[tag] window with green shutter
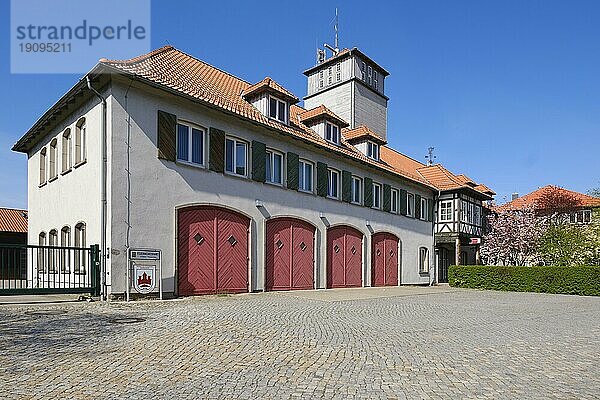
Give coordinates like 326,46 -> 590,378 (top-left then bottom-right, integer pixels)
209,127 -> 225,173
428,198 -> 434,222
415,194 -> 422,220
316,161 -> 328,197
157,110 -> 177,161
341,170 -> 352,203
400,189 -> 407,215
287,152 -> 299,190
251,140 -> 266,182
383,184 -> 391,212
364,177 -> 373,208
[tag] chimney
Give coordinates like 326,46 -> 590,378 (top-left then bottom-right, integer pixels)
511,193 -> 519,201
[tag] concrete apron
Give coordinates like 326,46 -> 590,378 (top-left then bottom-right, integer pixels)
274,285 -> 459,302
0,294 -> 86,305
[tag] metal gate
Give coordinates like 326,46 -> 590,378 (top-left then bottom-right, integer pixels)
177,206 -> 250,295
371,232 -> 399,287
265,218 -> 314,291
327,225 -> 363,288
0,244 -> 100,296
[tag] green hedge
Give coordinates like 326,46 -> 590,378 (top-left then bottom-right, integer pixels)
449,265 -> 600,296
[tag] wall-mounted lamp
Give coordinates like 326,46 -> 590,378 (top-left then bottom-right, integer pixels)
319,212 -> 330,227
255,199 -> 264,208
365,220 -> 374,234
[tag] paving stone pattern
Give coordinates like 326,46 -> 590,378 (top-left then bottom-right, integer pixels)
0,287 -> 598,399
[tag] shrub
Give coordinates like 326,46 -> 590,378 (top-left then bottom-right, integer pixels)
449,265 -> 600,296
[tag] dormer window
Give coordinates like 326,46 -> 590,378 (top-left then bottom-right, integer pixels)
325,122 -> 340,144
269,96 -> 287,124
367,141 -> 380,161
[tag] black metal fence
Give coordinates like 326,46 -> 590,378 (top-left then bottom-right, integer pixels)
0,244 -> 100,296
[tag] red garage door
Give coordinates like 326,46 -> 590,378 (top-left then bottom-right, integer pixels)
177,206 -> 249,295
266,218 -> 315,291
371,232 -> 399,287
327,226 -> 363,288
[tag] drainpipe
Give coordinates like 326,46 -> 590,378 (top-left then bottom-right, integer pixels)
86,76 -> 107,301
430,189 -> 441,286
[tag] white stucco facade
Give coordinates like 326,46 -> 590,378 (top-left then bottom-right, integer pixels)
23,74 -> 435,298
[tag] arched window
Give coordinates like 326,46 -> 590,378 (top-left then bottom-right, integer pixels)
49,139 -> 57,180
419,247 -> 430,274
75,118 -> 86,164
48,229 -> 58,272
74,222 -> 86,273
62,128 -> 71,172
38,231 -> 46,272
61,226 -> 71,273
39,148 -> 47,185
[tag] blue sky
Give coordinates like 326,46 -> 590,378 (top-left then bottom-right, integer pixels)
1,0 -> 599,209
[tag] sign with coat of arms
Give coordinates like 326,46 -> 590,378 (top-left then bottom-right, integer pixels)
132,263 -> 156,294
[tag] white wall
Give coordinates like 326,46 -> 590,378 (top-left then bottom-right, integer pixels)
107,78 -> 434,296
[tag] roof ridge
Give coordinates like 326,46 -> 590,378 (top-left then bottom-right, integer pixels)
99,45 -> 174,65
0,206 -> 27,211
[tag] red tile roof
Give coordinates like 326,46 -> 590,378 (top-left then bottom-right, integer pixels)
415,165 -> 495,198
0,208 -> 28,233
242,77 -> 299,104
99,46 -> 435,188
498,185 -> 600,211
19,45 -> 493,197
342,125 -> 387,145
298,105 -> 349,127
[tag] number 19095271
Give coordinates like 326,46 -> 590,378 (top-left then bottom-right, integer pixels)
19,42 -> 72,52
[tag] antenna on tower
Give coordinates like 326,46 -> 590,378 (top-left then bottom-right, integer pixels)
425,147 -> 437,166
323,9 -> 340,56
334,8 -> 339,51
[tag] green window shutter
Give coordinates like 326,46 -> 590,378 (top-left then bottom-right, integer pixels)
251,140 -> 266,182
341,170 -> 352,203
364,177 -> 373,208
428,199 -> 434,222
400,189 -> 408,216
383,184 -> 391,212
286,152 -> 299,190
209,127 -> 225,173
415,194 -> 422,219
316,162 -> 328,197
157,110 -> 177,161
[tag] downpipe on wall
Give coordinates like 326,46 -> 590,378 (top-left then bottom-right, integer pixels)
86,76 -> 108,301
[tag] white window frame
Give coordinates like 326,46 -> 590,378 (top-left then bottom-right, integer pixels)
407,192 -> 415,217
325,122 -> 340,144
351,176 -> 362,205
367,141 -> 379,161
75,118 -> 86,165
48,139 -> 57,180
225,137 -> 248,177
327,168 -> 340,199
39,147 -> 47,185
266,149 -> 284,186
62,128 -> 71,173
372,182 -> 382,209
391,188 -> 399,213
420,198 -> 428,220
419,247 -> 430,274
176,121 -> 206,167
74,222 -> 86,274
269,96 -> 288,124
298,159 -> 314,193
440,200 -> 452,222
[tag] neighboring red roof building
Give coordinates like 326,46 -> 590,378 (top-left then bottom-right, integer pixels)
0,208 -> 28,233
497,185 -> 600,212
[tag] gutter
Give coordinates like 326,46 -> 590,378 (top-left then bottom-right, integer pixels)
86,76 -> 108,301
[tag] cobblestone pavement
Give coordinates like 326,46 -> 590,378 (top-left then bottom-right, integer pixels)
1,287 -> 599,399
